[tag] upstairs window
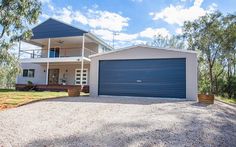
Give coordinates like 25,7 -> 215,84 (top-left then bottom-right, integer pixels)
49,47 -> 60,58
23,69 -> 35,77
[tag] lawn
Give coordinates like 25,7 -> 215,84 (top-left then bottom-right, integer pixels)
0,89 -> 68,110
216,96 -> 236,104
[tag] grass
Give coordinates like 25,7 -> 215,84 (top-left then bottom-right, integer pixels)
0,89 -> 68,110
216,96 -> 236,104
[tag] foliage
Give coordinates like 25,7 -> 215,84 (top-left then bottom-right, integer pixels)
0,0 -> 41,88
0,43 -> 21,88
182,11 -> 236,98
148,34 -> 186,49
0,0 -> 41,41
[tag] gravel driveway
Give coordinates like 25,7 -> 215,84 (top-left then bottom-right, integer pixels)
0,96 -> 235,147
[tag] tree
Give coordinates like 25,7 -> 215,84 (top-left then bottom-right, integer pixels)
0,43 -> 20,88
182,11 -> 236,97
0,0 -> 41,88
149,34 -> 186,49
0,0 -> 41,41
183,12 -> 223,94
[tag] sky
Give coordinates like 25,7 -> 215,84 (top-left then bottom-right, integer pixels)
31,0 -> 236,48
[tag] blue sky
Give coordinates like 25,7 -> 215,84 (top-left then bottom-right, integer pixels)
37,0 -> 235,48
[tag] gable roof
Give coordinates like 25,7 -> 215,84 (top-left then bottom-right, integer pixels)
31,18 -> 88,39
90,45 -> 197,58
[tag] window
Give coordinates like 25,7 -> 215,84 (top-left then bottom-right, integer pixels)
28,69 -> 35,77
23,69 -> 28,77
75,69 -> 88,85
23,69 -> 35,77
49,47 -> 60,58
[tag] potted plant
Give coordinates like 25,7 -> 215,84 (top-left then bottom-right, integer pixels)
61,78 -> 66,85
68,87 -> 81,97
198,88 -> 215,104
61,74 -> 67,85
24,81 -> 36,91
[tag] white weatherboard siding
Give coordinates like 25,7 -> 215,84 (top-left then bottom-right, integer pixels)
90,46 -> 198,100
17,63 -> 90,85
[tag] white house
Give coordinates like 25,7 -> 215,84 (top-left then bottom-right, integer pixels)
16,18 -> 113,92
17,18 -> 198,100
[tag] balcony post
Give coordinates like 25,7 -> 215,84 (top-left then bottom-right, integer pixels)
46,38 -> 50,85
46,62 -> 49,85
80,34 -> 85,87
47,38 -> 50,58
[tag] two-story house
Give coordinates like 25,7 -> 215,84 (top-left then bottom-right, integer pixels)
16,18 -> 198,100
16,18 -> 113,92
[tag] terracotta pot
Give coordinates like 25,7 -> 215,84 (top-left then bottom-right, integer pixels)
68,87 -> 80,97
198,94 -> 214,104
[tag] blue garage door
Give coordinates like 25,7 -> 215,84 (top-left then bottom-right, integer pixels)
98,58 -> 186,98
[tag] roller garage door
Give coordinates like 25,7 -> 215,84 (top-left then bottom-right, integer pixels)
98,58 -> 186,98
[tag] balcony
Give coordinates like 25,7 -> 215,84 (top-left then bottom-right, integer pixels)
19,47 -> 97,63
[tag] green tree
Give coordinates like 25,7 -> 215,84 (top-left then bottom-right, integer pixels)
182,11 -> 236,97
220,14 -> 236,98
0,0 -> 41,88
183,12 -> 225,94
0,0 -> 41,41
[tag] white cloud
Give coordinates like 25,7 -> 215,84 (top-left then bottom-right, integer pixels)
139,27 -> 170,38
53,6 -> 74,24
50,6 -> 129,32
87,10 -> 129,31
92,29 -> 138,41
92,29 -> 113,41
92,27 -> 171,48
39,0 -> 54,11
116,33 -> 138,41
194,0 -> 203,7
39,0 -> 50,4
92,27 -> 170,42
132,40 -> 147,45
208,3 -> 218,12
150,0 -> 217,25
48,4 -> 54,11
74,11 -> 88,25
175,28 -> 183,35
41,13 -> 50,19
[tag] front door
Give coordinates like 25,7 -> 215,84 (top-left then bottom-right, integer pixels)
48,69 -> 59,84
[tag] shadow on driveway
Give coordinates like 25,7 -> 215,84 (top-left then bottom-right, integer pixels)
25,111 -> 236,147
45,96 -> 189,105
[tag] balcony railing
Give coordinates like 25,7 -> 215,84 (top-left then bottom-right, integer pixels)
19,47 -> 97,59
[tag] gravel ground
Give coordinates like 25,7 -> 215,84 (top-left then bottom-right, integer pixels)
0,96 -> 235,147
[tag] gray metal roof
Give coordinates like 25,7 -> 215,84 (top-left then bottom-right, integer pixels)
31,18 -> 88,39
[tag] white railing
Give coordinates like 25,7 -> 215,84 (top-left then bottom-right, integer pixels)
19,47 -> 97,59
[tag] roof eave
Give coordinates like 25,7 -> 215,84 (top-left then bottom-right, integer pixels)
89,45 -> 197,58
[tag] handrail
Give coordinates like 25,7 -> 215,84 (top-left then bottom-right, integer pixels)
19,47 -> 98,59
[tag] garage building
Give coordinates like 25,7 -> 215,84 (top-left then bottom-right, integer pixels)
89,45 -> 198,100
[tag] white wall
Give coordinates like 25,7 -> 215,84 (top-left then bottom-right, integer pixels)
90,46 -> 198,100
17,63 -> 46,84
17,63 -> 90,85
